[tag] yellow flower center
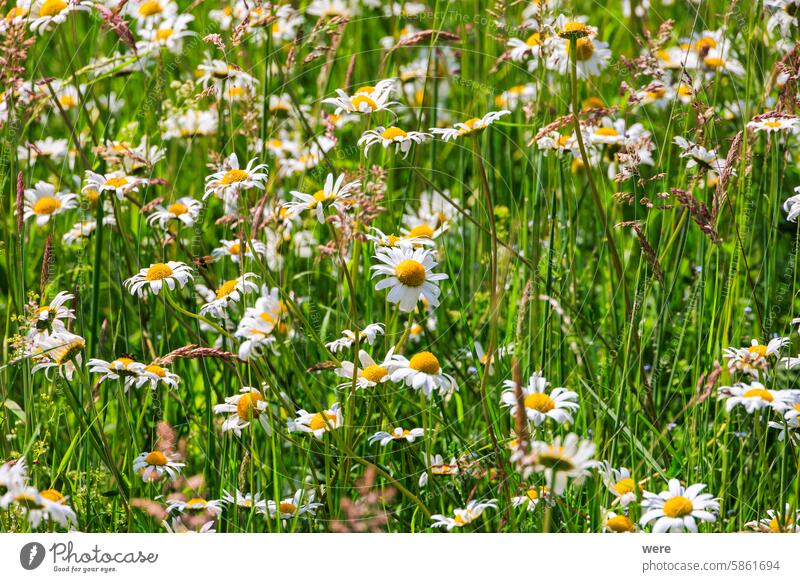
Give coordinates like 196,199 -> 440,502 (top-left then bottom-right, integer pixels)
769,515 -> 794,533
568,38 -> 595,61
144,451 -> 168,466
607,515 -> 636,532
354,85 -> 375,94
559,21 -> 591,39
39,0 -> 67,17
526,32 -> 543,47
381,127 -> 408,140
105,176 -> 129,188
59,95 -> 77,109
155,28 -> 174,40
144,364 -> 166,377
763,120 -> 783,129
406,224 -> 434,238
228,243 -> 241,255
221,168 -> 249,184
15,494 -> 44,510
742,388 -> 773,402
145,263 -> 173,281
595,127 -> 619,137
351,95 -> 378,110
614,478 -> 636,496
185,497 -> 207,510
33,196 -> 62,215
394,259 -> 426,287
236,392 -> 263,421
748,344 -> 769,357
662,496 -> 694,518
526,488 -> 539,501
409,351 -> 440,374
361,364 -> 388,383
536,447 -> 574,471
113,357 -> 135,367
279,501 -> 297,514
6,6 -> 28,19
524,392 -> 555,413
167,202 -> 188,216
55,339 -> 84,364
138,0 -> 163,17
704,57 -> 725,68
695,36 -> 717,52
40,488 -> 64,502
309,412 -> 336,431
216,279 -> 239,299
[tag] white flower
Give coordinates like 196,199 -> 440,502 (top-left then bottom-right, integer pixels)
717,382 -> 798,414
500,372 -> 579,426
388,351 -> 457,398
431,499 -> 497,531
127,0 -> 178,27
200,273 -> 259,318
511,486 -> 549,512
783,187 -> 800,222
603,509 -> 638,533
29,0 -> 91,34
31,331 -> 85,381
287,403 -> 342,439
235,287 -> 285,361
0,483 -> 77,528
204,153 -> 268,202
430,111 -> 510,141
136,363 -> 181,391
214,387 -> 271,436
282,172 -> 360,224
136,14 -> 196,54
133,450 -> 185,482
747,114 -> 800,133
265,490 -> 322,520
371,246 -> 448,312
722,337 -> 789,376
358,126 -> 431,157
222,489 -> 266,512
523,433 -> 596,495
745,503 -> 800,533
673,136 -> 729,174
322,79 -> 398,114
165,496 -> 224,516
600,462 -> 638,507
640,479 -> 719,533
162,108 -> 218,139
88,356 -> 147,390
418,453 -> 459,487
334,349 -> 394,389
22,181 -> 77,226
147,197 -> 202,229
82,170 -> 143,200
124,261 -> 193,297
27,290 -> 75,340
326,323 -> 385,353
368,427 -> 424,446
211,239 -> 267,264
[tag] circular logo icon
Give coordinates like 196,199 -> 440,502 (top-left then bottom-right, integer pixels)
20,542 -> 46,570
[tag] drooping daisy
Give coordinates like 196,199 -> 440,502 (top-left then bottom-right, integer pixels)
430,111 -> 510,142
358,126 -> 431,158
265,490 -> 322,520
389,350 -> 457,397
322,79 -> 398,115
603,509 -> 638,533
0,459 -> 27,493
511,485 -> 549,512
214,387 -> 271,436
147,197 -> 202,229
783,187 -> 800,222
203,153 -> 268,202
766,0 -> 800,36
133,450 -> 185,482
200,273 -> 259,318
125,261 -> 193,297
27,290 -> 75,340
521,433 -> 596,495
0,483 -> 77,528
211,239 -> 267,264
552,18 -> 611,78
600,462 -> 638,507
334,349 -> 394,389
747,114 -> 800,134
368,427 -> 425,446
507,23 -> 552,66
282,172 -> 360,224
31,331 -> 85,381
287,402 -> 342,439
673,136 -> 728,174
88,356 -> 146,390
22,181 -> 77,226
136,363 -> 181,391
722,337 -> 790,376
717,382 -> 796,414
221,489 -> 267,512
235,297 -> 283,361
640,479 -> 719,533
325,323 -> 385,353
500,372 -> 579,426
418,453 -> 459,487
365,227 -> 436,251
371,246 -> 448,312
29,0 -> 91,34
431,499 -> 497,531
745,504 -> 800,533
82,170 -> 143,200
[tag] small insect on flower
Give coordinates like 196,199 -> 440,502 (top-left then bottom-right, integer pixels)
335,349 -> 395,389
500,372 -> 579,426
389,350 -> 457,398
29,0 -> 92,34
600,462 -> 638,507
371,247 -> 448,313
31,331 -> 85,381
418,453 -> 459,487
200,273 -> 259,319
431,499 -> 497,531
147,197 -> 203,229
282,172 -> 360,224
747,114 -> 800,134
288,403 -> 343,439
265,490 -> 322,520
368,427 -> 425,446
133,450 -> 185,483
640,479 -> 719,533
27,290 -> 75,340
82,170 -> 143,200
511,485 -> 549,512
214,387 -> 271,436
745,504 -> 800,533
124,261 -> 194,297
165,496 -> 224,516
211,239 -> 267,264
717,381 -> 797,414
358,126 -> 432,157
520,433 -> 596,495
22,181 -> 77,226
204,153 -> 268,202
603,509 -> 638,533
722,337 -> 790,377
322,79 -> 399,115
430,111 -> 510,142
326,323 -> 385,353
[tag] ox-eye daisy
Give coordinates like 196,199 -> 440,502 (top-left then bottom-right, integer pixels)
431,499 -> 497,531
200,273 -> 259,318
29,0 -> 91,34
211,239 -> 267,263
88,356 -> 146,390
325,323 -> 385,353
368,427 -> 425,446
204,154 -> 268,202
717,382 -> 797,414
500,372 -> 579,426
0,483 -> 77,528
82,170 -> 142,200
214,387 -> 271,436
288,403 -> 342,439
133,450 -> 184,482
334,349 -> 395,389
783,187 -> 800,222
23,182 -> 77,226
27,290 -> 75,339
235,288 -> 284,360
322,79 -> 398,115
603,509 -> 638,533
511,486 -> 549,511
418,453 -> 459,487
746,504 -> 800,533
430,111 -> 510,141
371,247 -> 448,312
137,363 -> 181,391
747,114 -> 800,134
722,337 -> 789,376
165,496 -> 224,516
266,490 -> 322,520
640,479 -> 719,533
282,172 -> 360,224
31,331 -> 85,381
522,433 -> 596,494
147,197 -> 202,229
389,350 -> 457,397
600,462 -> 638,507
222,490 -> 266,512
358,126 -> 431,158
125,261 -> 193,297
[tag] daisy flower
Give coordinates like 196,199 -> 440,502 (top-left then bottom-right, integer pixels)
211,239 -> 267,264
783,187 -> 800,222
125,261 -> 193,297
326,323 -> 385,353
603,509 -> 638,533
746,504 -> 800,533
282,172 -> 360,224
334,349 -> 395,389
500,372 -> 579,426
88,356 -> 146,390
507,24 -> 551,66
162,518 -> 216,533
27,290 -> 75,339
204,153 -> 268,201
322,79 -> 398,115
162,108 -> 218,139
82,170 -> 143,200
0,459 -> 27,492
214,387 -> 271,436
722,337 -> 789,376
552,27 -> 611,78
200,273 -> 259,318
358,126 -> 431,157
127,0 -> 178,27
430,111 -> 510,141
29,0 -> 91,34
133,450 -> 185,482
368,427 -> 425,446
600,462 -> 638,507
747,114 -> 800,134
418,453 -> 459,487
365,227 -> 435,251
31,331 -> 85,381
522,433 -> 596,494
22,181 -> 77,226
673,136 -> 728,174
389,350 -> 457,397
431,499 -> 497,531
287,402 -> 343,439
717,382 -> 796,414
511,486 -> 549,512
136,14 -> 196,55
265,490 -> 322,520
136,363 -> 181,391
147,197 -> 202,229
640,479 -> 719,533
371,246 -> 448,312
165,496 -> 224,516
307,0 -> 351,18
235,297 -> 283,361
766,0 -> 800,36
222,490 -> 267,512
0,483 -> 77,528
